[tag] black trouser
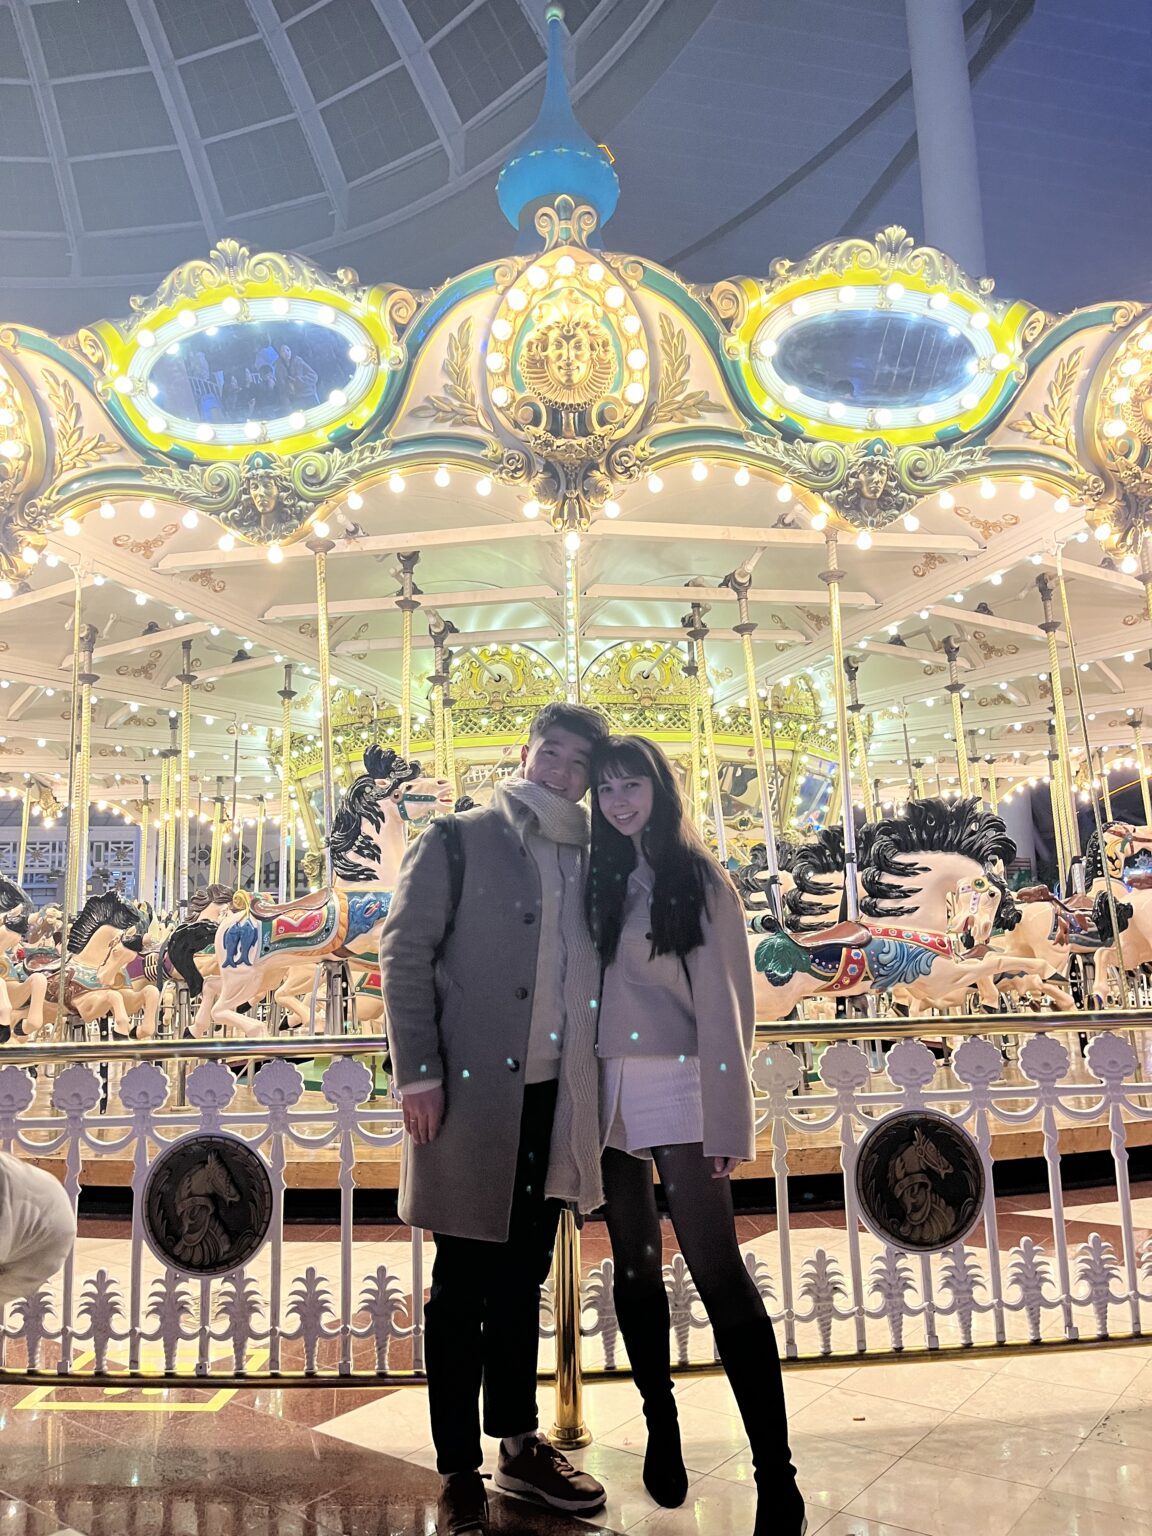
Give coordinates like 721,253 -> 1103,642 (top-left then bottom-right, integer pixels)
425,1080 -> 561,1475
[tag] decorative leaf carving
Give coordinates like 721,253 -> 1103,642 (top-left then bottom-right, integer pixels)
413,318 -> 492,431
651,315 -> 726,425
44,370 -> 118,477
1009,349 -> 1082,455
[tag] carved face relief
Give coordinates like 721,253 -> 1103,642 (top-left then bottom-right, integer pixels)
859,459 -> 889,500
248,472 -> 280,516
521,306 -> 616,409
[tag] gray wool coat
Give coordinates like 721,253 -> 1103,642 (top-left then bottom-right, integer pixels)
380,805 -> 561,1242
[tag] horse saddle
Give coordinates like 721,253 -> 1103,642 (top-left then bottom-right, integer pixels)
1127,871 -> 1152,891
791,921 -> 872,951
250,889 -> 330,921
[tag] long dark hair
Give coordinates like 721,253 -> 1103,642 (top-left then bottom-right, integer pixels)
586,734 -> 727,964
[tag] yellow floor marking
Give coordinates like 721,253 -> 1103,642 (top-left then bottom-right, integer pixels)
16,1345 -> 270,1412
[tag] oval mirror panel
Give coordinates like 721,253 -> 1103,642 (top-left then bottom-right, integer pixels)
767,311 -> 980,409
144,319 -> 358,427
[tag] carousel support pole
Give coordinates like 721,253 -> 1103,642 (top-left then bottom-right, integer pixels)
163,716 -> 178,913
1046,720 -> 1070,892
682,599 -> 727,862
820,531 -> 860,920
985,756 -> 999,814
549,1206 -> 590,1451
277,665 -> 296,903
137,779 -> 151,905
15,784 -> 31,887
943,637 -> 971,798
1132,716 -> 1152,829
726,567 -> 786,921
427,612 -> 460,788
843,655 -> 876,821
901,715 -> 922,801
229,735 -> 241,887
57,572 -> 85,1021
395,553 -> 421,763
253,795 -> 266,894
74,625 -> 97,910
176,641 -> 196,916
208,777 -> 225,887
308,532 -> 337,889
682,643 -> 707,829
1097,748 -> 1114,823
1037,575 -> 1081,862
965,731 -> 983,808
1054,546 -> 1131,1006
154,758 -> 169,913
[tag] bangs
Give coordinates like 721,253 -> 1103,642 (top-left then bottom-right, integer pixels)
592,738 -> 653,786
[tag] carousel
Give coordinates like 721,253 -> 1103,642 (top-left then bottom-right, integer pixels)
0,6 -> 1150,1186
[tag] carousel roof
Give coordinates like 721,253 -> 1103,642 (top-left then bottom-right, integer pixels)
0,1 -> 1150,845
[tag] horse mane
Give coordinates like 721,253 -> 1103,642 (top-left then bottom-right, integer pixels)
783,827 -> 845,931
329,748 -> 423,880
859,797 -> 1017,921
67,892 -> 145,954
1083,832 -> 1103,886
0,873 -> 30,927
188,883 -> 234,920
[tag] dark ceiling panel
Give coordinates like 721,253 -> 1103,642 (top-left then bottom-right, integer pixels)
0,83 -> 47,156
0,8 -> 29,79
34,0 -> 147,77
181,39 -> 292,139
154,0 -> 258,60
431,0 -> 545,121
206,118 -> 324,214
405,0 -> 470,45
321,68 -> 437,181
0,160 -> 65,232
287,0 -> 399,102
55,72 -> 174,157
73,148 -> 200,231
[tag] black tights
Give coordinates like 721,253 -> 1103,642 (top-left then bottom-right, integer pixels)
602,1143 -> 765,1334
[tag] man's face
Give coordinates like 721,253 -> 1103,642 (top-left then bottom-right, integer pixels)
521,726 -> 592,803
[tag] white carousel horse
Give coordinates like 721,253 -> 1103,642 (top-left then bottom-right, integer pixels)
1084,822 -> 1152,1003
37,892 -> 160,1038
209,748 -> 452,1036
0,874 -> 33,1037
750,798 -> 1067,1023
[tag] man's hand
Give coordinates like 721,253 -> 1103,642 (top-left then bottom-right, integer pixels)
403,1085 -> 445,1145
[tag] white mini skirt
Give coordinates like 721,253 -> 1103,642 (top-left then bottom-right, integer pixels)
601,1054 -> 704,1160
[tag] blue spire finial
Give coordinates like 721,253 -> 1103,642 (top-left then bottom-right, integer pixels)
496,5 -> 620,236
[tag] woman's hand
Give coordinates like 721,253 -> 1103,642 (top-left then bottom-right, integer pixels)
403,1085 -> 445,1145
711,1155 -> 744,1179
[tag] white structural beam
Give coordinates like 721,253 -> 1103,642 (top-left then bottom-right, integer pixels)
921,605 -> 1049,641
586,521 -> 981,555
164,654 -> 282,689
74,621 -> 212,669
334,626 -> 559,654
156,522 -> 550,572
855,639 -> 973,668
585,584 -> 878,609
3,576 -> 95,616
263,585 -> 559,621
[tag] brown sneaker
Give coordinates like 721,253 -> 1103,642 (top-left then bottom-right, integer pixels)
437,1470 -> 489,1535
494,1436 -> 606,1512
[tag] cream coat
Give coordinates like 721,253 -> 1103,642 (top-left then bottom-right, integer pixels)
379,803 -> 601,1242
597,864 -> 757,1162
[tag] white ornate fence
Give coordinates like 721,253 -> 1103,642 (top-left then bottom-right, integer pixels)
0,1019 -> 1151,1393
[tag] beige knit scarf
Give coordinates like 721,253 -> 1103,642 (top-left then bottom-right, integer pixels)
496,779 -> 604,1215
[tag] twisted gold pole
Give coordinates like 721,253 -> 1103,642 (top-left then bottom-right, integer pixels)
1037,574 -> 1081,862
727,567 -> 784,920
820,531 -> 859,919
253,795 -> 265,895
683,645 -> 706,829
137,783 -> 151,904
1134,719 -> 1152,828
1098,749 -> 1114,822
943,636 -> 971,798
177,640 -> 195,915
309,534 -> 337,888
75,625 -> 97,911
683,600 -> 727,861
1054,546 -> 1130,1005
15,786 -> 31,888
278,665 -> 295,903
844,655 -> 876,821
395,552 -> 421,763
163,717 -> 178,911
208,776 -> 225,887
57,572 -> 84,1017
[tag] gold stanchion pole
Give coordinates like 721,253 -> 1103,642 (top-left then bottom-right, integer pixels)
308,532 -> 337,887
208,775 -> 225,886
1097,749 -> 1114,822
395,553 -> 421,763
74,625 -> 97,910
138,779 -> 151,905
56,572 -> 85,1018
1133,716 -> 1152,828
550,1208 -> 590,1451
943,637 -> 971,798
229,735 -> 241,887
682,644 -> 706,829
726,566 -> 785,920
176,640 -> 195,915
1037,574 -> 1081,864
154,758 -> 169,913
682,598 -> 727,862
1046,721 -> 1070,892
278,664 -> 295,903
15,784 -> 31,887
1054,546 -> 1130,1005
427,612 -> 459,784
163,716 -> 178,911
843,656 -> 876,821
820,530 -> 860,919
253,794 -> 265,894
565,549 -> 582,704
985,756 -> 999,814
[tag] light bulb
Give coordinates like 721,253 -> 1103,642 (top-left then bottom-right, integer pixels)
388,475 -> 404,494
1095,522 -> 1111,542
134,592 -> 147,606
647,474 -> 663,494
1122,554 -> 1139,574
217,533 -> 235,552
99,500 -> 116,519
476,477 -> 493,497
139,500 -> 156,519
691,461 -> 708,481
603,500 -> 621,519
903,513 -> 919,531
268,544 -> 284,564
856,529 -> 873,550
810,510 -> 828,531
347,489 -> 364,511
434,466 -> 450,488
979,478 -> 995,499
522,499 -> 540,520
734,465 -> 750,487
312,519 -> 330,538
564,530 -> 581,555
181,509 -> 199,529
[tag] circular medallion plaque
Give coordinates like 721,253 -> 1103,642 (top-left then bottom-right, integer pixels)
854,1110 -> 984,1254
142,1133 -> 273,1277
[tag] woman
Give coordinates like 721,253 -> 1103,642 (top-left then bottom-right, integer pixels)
587,735 -> 804,1536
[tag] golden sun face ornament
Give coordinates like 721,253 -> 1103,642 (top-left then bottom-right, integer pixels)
486,250 -> 649,440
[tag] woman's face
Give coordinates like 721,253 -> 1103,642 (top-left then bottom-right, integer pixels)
596,770 -> 654,846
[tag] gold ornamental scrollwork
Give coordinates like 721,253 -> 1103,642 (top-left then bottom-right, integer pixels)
650,315 -> 726,425
764,225 -> 1007,314
1009,350 -> 1082,455
413,317 -> 493,432
126,239 -> 361,325
1086,315 -> 1152,551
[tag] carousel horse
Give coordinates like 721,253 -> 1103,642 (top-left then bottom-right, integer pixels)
732,839 -> 801,915
158,884 -> 240,1037
750,798 -> 1068,1021
0,874 -> 33,1037
37,892 -> 159,1038
210,747 -> 452,1036
1083,822 -> 1152,1002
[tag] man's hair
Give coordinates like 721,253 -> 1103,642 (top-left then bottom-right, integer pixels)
528,702 -> 608,746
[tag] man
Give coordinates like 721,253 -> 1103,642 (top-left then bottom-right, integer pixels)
0,1154 -> 76,1307
380,703 -> 608,1536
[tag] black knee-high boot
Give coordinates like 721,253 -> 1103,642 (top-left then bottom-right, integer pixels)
712,1316 -> 805,1536
614,1285 -> 689,1507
